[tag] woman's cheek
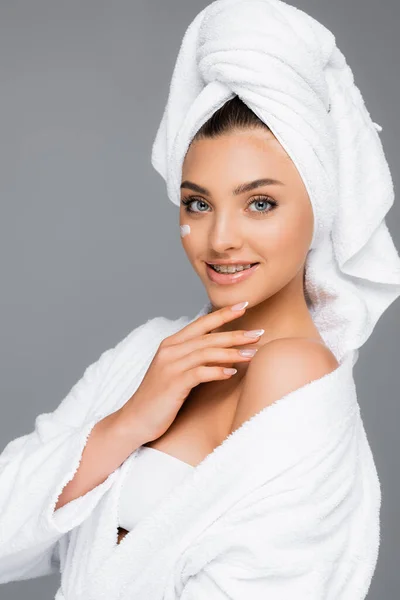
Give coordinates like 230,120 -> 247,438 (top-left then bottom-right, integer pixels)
180,224 -> 191,238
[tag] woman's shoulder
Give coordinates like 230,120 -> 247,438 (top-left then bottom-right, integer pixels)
258,336 -> 339,370
248,336 -> 340,392
230,337 -> 340,433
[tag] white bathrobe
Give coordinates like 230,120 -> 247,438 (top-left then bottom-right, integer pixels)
0,300 -> 381,600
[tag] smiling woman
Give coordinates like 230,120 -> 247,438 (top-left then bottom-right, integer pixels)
1,0 -> 400,599
178,98 -> 316,336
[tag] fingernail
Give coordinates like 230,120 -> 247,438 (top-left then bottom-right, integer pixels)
231,301 -> 249,311
223,367 -> 237,375
244,329 -> 264,338
239,348 -> 258,357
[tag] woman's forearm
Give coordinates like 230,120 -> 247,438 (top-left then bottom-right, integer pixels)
54,406 -> 147,511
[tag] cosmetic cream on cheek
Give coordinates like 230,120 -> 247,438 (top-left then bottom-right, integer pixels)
180,224 -> 191,238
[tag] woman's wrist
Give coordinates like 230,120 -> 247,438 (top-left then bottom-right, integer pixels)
109,402 -> 151,451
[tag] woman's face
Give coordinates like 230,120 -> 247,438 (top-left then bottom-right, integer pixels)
179,127 -> 314,309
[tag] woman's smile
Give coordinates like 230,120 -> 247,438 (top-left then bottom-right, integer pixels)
205,261 -> 261,285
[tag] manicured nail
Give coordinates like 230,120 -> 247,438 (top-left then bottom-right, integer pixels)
244,329 -> 264,338
239,348 -> 258,357
223,367 -> 237,375
231,301 -> 249,311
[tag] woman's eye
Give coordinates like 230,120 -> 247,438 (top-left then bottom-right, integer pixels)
181,198 -> 209,213
247,197 -> 277,213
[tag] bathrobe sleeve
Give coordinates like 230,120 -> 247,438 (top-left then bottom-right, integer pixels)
179,526 -> 346,600
0,321 -> 148,584
179,480 -> 358,600
180,559 -> 325,600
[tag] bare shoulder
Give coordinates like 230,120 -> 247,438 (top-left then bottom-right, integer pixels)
230,337 -> 340,433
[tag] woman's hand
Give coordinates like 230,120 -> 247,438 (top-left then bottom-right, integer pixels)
122,302 -> 263,443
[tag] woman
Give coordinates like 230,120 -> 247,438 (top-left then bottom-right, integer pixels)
1,0 -> 400,598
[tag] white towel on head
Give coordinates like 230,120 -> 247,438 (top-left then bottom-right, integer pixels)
151,0 -> 400,362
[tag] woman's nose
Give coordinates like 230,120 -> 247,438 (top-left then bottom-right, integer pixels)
208,215 -> 243,252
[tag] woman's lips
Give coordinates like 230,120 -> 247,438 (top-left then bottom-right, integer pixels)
205,262 -> 260,285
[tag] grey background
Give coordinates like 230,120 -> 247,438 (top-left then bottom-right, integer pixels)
0,1 -> 398,598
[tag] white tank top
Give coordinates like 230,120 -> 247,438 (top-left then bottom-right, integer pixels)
118,446 -> 194,532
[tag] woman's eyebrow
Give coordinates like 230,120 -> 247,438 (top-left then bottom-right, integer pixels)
180,177 -> 284,196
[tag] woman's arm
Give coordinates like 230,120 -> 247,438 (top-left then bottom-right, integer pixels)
54,407 -> 147,511
0,320 -> 150,584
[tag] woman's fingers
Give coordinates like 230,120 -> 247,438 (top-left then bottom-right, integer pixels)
164,302 -> 249,346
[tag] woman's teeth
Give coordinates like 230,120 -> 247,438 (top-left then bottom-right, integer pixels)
210,263 -> 255,274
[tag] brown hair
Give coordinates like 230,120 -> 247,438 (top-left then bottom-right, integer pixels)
192,95 -> 270,142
